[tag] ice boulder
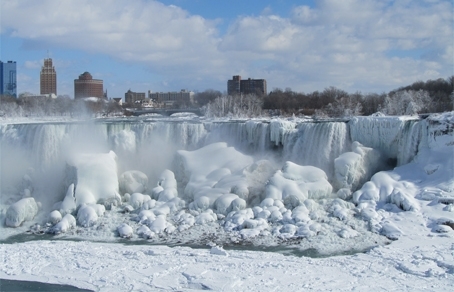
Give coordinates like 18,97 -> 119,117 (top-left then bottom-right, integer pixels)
265,161 -> 333,208
76,204 -> 105,227
149,170 -> 178,202
5,197 -> 39,227
50,214 -> 76,234
47,210 -> 62,225
129,193 -> 152,210
353,171 -> 419,211
66,151 -> 120,207
334,141 -> 384,193
117,223 -> 133,238
119,170 -> 148,195
177,142 -> 253,189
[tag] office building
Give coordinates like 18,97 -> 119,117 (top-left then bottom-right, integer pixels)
40,58 -> 57,95
125,90 -> 145,104
0,60 -> 17,97
227,75 -> 267,96
149,90 -> 194,108
74,72 -> 104,99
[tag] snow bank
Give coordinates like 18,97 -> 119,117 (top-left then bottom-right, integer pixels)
5,197 -> 39,227
66,151 -> 121,207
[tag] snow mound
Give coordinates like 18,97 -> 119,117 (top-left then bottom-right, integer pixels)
5,197 -> 39,227
265,161 -> 333,208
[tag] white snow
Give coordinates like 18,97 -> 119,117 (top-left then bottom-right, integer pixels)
1,113 -> 454,291
66,151 -> 121,207
5,197 -> 39,227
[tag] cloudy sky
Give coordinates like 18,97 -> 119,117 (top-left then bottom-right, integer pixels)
1,0 -> 452,98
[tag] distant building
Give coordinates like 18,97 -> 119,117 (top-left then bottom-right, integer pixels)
0,60 -> 17,97
40,58 -> 57,95
227,75 -> 267,96
74,72 -> 104,99
125,90 -> 145,105
149,90 -> 194,108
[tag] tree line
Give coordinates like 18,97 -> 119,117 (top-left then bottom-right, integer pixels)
1,77 -> 452,118
196,77 -> 453,118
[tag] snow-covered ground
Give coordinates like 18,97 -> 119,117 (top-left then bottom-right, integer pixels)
1,112 -> 453,291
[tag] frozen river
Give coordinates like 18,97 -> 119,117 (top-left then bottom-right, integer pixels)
1,113 -> 453,290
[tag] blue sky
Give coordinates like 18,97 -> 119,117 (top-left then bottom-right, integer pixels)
1,0 -> 452,99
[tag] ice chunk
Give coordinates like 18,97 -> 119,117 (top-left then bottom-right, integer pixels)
117,223 -> 133,238
119,170 -> 148,195
77,204 -> 104,227
47,210 -> 62,225
334,141 -> 384,192
66,151 -> 120,207
148,215 -> 169,233
130,193 -> 149,210
50,214 -> 76,234
137,225 -> 155,239
5,197 -> 39,227
210,246 -> 229,256
265,161 -> 333,208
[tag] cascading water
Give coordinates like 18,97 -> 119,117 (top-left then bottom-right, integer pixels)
0,115 -> 440,255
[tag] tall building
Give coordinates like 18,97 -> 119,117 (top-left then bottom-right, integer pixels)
227,75 -> 241,95
40,58 -> 57,95
227,75 -> 267,96
0,60 -> 17,97
74,72 -> 104,99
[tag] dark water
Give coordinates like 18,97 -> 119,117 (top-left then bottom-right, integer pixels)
1,232 -> 371,259
0,279 -> 93,292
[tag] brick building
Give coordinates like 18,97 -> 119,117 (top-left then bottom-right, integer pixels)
74,72 -> 104,99
40,58 -> 57,95
227,75 -> 267,96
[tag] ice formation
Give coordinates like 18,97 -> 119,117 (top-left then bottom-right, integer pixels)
66,151 -> 121,207
5,197 -> 39,227
0,112 -> 453,263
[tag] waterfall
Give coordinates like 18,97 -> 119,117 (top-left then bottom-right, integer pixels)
1,117 -> 428,197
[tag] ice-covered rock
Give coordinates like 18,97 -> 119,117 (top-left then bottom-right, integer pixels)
265,161 -> 333,208
76,204 -> 105,227
50,214 -> 76,234
129,193 -> 151,210
119,170 -> 148,195
47,210 -> 62,225
137,225 -> 155,239
334,141 -> 384,192
117,223 -> 133,238
66,151 -> 121,207
5,197 -> 39,227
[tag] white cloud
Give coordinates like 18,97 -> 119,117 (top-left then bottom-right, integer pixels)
1,0 -> 452,94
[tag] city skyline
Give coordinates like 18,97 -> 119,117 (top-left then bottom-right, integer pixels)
1,0 -> 452,99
